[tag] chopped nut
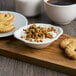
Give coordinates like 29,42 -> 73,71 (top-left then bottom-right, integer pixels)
30,24 -> 36,29
40,39 -> 43,42
26,38 -> 32,41
26,34 -> 31,38
35,33 -> 39,39
47,27 -> 57,33
23,29 -> 26,31
21,36 -> 26,39
45,33 -> 53,39
35,39 -> 40,42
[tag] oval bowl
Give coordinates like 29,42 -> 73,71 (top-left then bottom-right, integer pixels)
14,23 -> 63,49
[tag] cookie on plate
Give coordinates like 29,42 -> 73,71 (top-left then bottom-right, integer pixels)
0,13 -> 14,24
0,23 -> 15,33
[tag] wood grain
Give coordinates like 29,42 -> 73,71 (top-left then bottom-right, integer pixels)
0,55 -> 68,76
0,34 -> 76,76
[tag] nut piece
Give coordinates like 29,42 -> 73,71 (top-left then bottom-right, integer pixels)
26,38 -> 32,42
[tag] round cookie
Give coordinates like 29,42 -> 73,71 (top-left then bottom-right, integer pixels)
60,38 -> 76,49
65,42 -> 76,60
0,24 -> 15,33
0,20 -> 11,25
0,13 -> 5,21
0,13 -> 14,24
3,13 -> 14,22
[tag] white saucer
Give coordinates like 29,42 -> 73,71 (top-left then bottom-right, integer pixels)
0,11 -> 28,37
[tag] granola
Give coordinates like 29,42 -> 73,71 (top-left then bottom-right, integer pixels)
21,24 -> 57,42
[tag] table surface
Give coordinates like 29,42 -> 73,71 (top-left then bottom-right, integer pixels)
0,0 -> 76,76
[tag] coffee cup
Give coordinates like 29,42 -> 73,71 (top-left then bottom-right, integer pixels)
44,0 -> 76,25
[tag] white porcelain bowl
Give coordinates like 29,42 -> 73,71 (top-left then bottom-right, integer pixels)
14,23 -> 63,49
44,0 -> 76,25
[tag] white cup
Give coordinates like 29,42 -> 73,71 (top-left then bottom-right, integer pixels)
15,0 -> 42,17
44,0 -> 76,25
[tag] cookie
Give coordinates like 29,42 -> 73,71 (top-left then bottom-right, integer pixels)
0,24 -> 15,33
60,38 -> 76,60
0,20 -> 11,25
60,38 -> 76,49
0,13 -> 5,21
0,13 -> 14,24
65,42 -> 76,59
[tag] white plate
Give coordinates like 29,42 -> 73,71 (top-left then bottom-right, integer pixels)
0,11 -> 28,37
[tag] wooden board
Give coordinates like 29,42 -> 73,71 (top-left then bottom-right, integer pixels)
0,34 -> 76,75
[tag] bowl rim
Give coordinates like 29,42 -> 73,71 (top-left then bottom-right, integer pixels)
44,0 -> 76,7
14,23 -> 63,45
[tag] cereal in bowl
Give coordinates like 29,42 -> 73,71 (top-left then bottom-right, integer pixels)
21,24 -> 57,42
